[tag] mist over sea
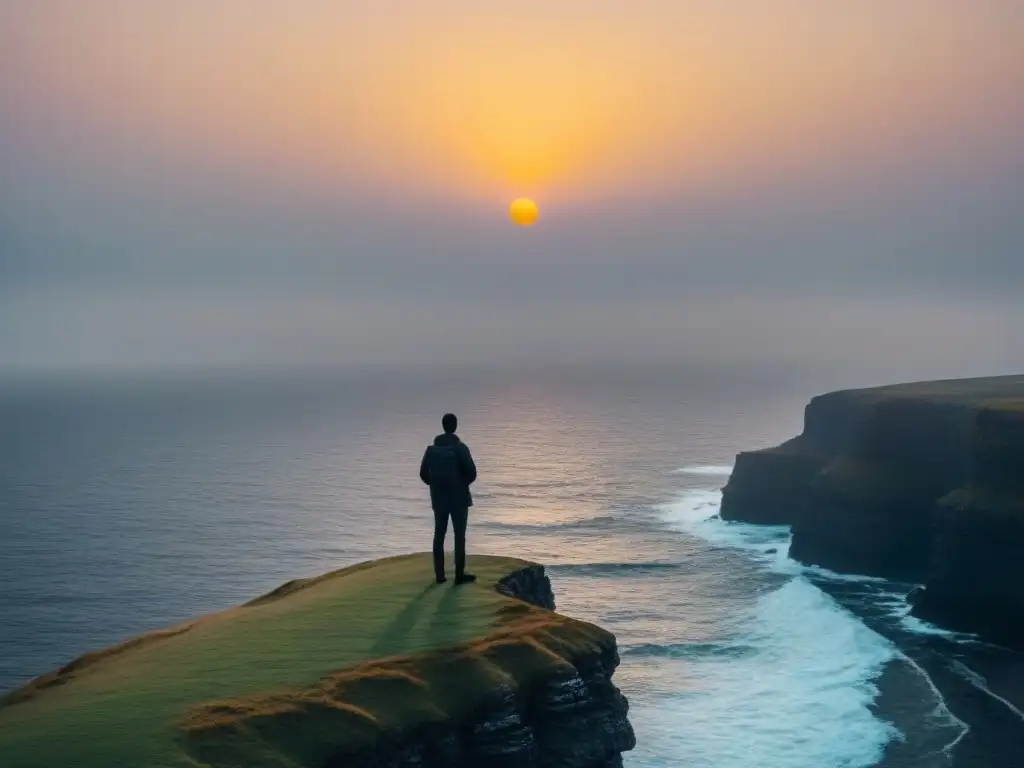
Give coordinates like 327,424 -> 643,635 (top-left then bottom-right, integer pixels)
3,363 -> 1023,766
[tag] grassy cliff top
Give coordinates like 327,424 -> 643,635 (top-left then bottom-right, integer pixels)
818,375 -> 1024,408
0,554 -> 612,768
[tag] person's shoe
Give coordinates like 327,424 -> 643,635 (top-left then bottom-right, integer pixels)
435,575 -> 448,585
454,573 -> 477,585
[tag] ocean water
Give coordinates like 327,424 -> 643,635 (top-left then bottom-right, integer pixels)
2,365 -> 1023,767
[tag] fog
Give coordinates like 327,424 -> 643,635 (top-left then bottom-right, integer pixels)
2,1 -> 1022,378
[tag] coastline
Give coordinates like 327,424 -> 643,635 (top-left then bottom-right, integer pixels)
717,374 -> 1024,766
830,578 -> 1024,768
722,376 -> 1024,645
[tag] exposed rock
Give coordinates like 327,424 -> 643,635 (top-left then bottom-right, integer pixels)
912,405 -> 1024,646
467,686 -> 540,767
497,564 -> 556,611
791,396 -> 974,578
531,653 -> 635,767
721,441 -> 825,525
721,388 -> 888,525
723,378 -> 1020,577
723,376 -> 1024,645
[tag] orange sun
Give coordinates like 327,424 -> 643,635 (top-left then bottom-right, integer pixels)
509,198 -> 540,226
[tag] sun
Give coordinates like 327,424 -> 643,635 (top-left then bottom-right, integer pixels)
509,198 -> 540,227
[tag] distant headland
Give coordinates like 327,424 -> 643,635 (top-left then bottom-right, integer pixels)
721,375 -> 1024,648
0,554 -> 635,768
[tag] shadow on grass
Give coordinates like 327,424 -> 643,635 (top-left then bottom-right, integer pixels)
426,584 -> 469,649
368,583 -> 438,657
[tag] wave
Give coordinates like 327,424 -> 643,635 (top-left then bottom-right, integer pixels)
672,465 -> 734,477
476,515 -> 622,533
546,562 -> 685,578
642,484 -> 901,767
951,660 -> 1024,723
877,594 -> 981,642
659,485 -> 975,641
803,565 -> 891,585
623,641 -> 759,660
656,489 -> 793,565
887,651 -> 971,756
628,574 -> 900,768
659,489 -> 920,587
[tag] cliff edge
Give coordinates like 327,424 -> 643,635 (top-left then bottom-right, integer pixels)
721,375 -> 1024,645
0,554 -> 635,768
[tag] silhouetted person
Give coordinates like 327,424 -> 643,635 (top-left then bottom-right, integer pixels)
420,413 -> 477,584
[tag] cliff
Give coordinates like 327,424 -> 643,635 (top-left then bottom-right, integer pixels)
0,554 -> 635,768
722,376 -> 1024,644
913,404 -> 1024,645
720,438 -> 826,526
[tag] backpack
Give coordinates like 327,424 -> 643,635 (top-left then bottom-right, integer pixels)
428,444 -> 462,489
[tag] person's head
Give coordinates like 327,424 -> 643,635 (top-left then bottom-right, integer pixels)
442,413 -> 458,434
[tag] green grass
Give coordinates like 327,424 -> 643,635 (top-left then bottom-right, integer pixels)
823,376 -> 1024,409
0,554 -> 612,768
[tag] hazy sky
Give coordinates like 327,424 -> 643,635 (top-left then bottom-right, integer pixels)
2,1 -> 1023,375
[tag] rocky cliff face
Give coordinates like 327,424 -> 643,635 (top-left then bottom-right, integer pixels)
720,440 -> 824,526
719,393 -> 855,525
497,564 -> 557,611
913,406 -> 1024,646
322,649 -> 634,768
722,376 -> 1024,645
723,388 -> 975,577
792,396 -> 974,579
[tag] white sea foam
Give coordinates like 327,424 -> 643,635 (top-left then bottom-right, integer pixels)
875,590 -> 981,642
628,577 -> 898,768
804,564 -> 890,584
902,611 -> 973,640
634,488 -> 900,768
662,486 -> 966,636
896,652 -> 970,753
951,661 -> 1024,723
673,464 -> 735,477
657,489 -> 796,571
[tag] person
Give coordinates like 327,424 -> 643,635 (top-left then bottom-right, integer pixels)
420,413 -> 478,584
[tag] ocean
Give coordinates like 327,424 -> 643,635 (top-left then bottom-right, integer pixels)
2,364 -> 1023,767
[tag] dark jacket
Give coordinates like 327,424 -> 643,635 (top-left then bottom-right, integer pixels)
420,432 -> 477,511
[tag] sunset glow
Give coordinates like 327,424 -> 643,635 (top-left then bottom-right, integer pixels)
3,2 -> 1020,204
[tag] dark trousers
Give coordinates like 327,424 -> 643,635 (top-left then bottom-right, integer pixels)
433,506 -> 468,579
